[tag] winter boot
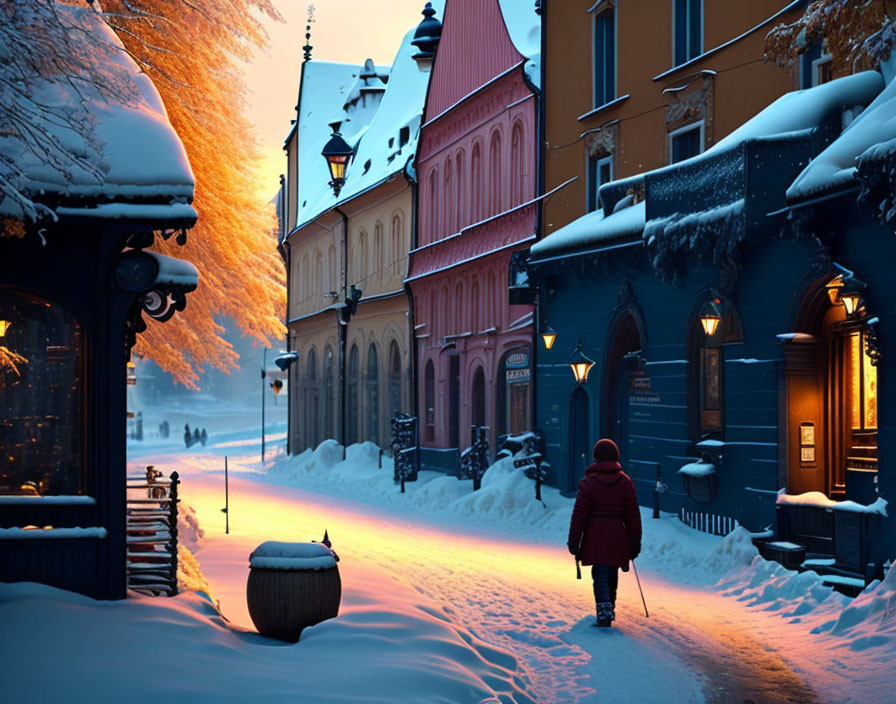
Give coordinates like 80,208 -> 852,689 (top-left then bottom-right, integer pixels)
595,601 -> 614,627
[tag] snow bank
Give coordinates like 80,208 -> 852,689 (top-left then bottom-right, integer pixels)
0,572 -> 535,704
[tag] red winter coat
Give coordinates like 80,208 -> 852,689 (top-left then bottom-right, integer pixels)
567,461 -> 642,569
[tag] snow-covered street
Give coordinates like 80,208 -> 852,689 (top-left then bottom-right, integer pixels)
102,411 -> 895,703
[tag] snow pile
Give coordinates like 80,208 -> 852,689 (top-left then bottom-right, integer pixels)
249,540 -> 337,570
178,502 -> 205,552
0,571 -> 534,703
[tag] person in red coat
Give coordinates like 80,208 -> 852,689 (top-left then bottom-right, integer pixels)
567,438 -> 642,627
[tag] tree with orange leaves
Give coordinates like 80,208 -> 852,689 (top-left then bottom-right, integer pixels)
766,0 -> 896,75
99,0 -> 287,388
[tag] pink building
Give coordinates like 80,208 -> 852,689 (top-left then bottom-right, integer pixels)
408,0 -> 540,470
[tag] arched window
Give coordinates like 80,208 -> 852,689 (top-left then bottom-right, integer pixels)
428,167 -> 439,243
442,284 -> 451,339
510,121 -> 524,206
302,253 -> 310,303
327,244 -> 337,294
471,279 -> 480,335
357,230 -> 368,284
348,344 -> 360,445
391,215 -> 402,277
0,289 -> 84,496
424,359 -> 435,441
314,250 -> 323,303
444,156 -> 454,234
487,270 -> 497,328
324,345 -> 335,440
388,340 -> 402,422
306,347 -> 319,448
366,343 -> 379,445
455,282 -> 464,333
471,144 -> 482,223
373,221 -> 383,282
431,289 -> 439,340
456,150 -> 466,229
489,130 -> 503,215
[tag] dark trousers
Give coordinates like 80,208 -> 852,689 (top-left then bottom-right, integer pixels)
591,565 -> 619,605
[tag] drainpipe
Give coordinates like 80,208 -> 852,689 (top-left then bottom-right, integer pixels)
335,206 -> 349,460
407,179 -> 421,474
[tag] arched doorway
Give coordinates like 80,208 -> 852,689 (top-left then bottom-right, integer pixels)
306,347 -> 318,449
366,343 -> 379,445
784,278 -> 879,500
600,310 -> 643,461
569,386 -> 590,492
347,344 -> 360,445
471,366 -> 486,429
448,355 -> 460,448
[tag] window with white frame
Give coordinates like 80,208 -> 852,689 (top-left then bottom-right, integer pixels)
801,40 -> 832,88
587,154 -> 613,213
673,0 -> 702,66
669,121 -> 704,164
592,5 -> 616,107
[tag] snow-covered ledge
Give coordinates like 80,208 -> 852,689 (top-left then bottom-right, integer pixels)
0,527 -> 107,540
776,489 -> 888,516
146,251 -> 199,288
0,495 -> 96,505
678,461 -> 716,478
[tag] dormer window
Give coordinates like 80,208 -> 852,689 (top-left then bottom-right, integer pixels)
399,126 -> 410,147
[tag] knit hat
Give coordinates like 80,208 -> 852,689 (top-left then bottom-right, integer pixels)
593,438 -> 620,462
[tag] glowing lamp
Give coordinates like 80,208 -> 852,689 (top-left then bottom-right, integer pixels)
568,340 -> 595,384
270,379 -> 283,395
321,122 -> 354,196
541,326 -> 557,350
0,320 -> 10,337
699,300 -> 722,337
826,275 -> 844,305
842,291 -> 862,316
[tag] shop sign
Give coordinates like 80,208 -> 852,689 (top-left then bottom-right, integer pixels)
506,351 -> 529,369
506,368 -> 530,383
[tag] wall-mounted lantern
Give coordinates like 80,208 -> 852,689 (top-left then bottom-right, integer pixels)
826,269 -> 866,317
699,299 -> 722,337
321,121 -> 353,196
568,340 -> 595,383
841,290 -> 863,316
825,275 -> 844,305
541,325 -> 557,350
0,320 -> 10,337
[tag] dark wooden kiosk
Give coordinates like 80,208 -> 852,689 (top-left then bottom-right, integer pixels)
0,10 -> 198,599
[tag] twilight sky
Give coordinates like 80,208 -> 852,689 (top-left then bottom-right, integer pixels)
244,0 -> 428,201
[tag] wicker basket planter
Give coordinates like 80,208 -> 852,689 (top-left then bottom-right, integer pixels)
246,541 -> 341,642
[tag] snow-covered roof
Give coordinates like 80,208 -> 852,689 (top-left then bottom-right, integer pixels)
530,201 -> 644,258
290,3 -> 444,236
498,0 -> 541,88
531,71 -> 884,260
0,6 -> 194,220
787,72 -> 894,202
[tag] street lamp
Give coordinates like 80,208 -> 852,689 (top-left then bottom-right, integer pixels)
568,340 -> 595,384
0,320 -> 10,337
321,122 -> 354,196
540,325 -> 557,350
699,299 -> 722,337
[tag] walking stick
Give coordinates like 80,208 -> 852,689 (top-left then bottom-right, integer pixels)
632,560 -> 649,618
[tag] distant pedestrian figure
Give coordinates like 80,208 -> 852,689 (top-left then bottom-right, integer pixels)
184,424 -> 192,448
193,428 -> 201,446
200,428 -> 207,446
567,438 -> 642,627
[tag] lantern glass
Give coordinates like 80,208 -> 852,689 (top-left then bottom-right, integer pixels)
700,315 -> 721,336
0,320 -> 10,337
826,276 -> 844,305
327,154 -> 348,183
842,292 -> 862,316
541,329 -> 556,350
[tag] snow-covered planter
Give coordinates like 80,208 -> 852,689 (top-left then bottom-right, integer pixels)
678,461 -> 716,503
246,541 -> 341,642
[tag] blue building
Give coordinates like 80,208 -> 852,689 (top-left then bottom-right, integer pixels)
528,69 -> 896,584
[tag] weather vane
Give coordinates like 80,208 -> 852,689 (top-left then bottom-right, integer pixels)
302,4 -> 315,62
